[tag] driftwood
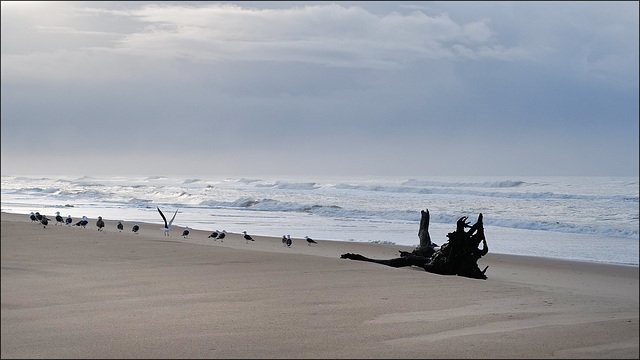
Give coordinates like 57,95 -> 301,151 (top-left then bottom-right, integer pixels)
341,210 -> 489,280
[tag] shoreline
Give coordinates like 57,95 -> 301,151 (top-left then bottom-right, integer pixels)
2,211 -> 638,358
3,211 -> 636,268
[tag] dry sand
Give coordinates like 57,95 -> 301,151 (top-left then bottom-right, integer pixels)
2,211 -> 638,359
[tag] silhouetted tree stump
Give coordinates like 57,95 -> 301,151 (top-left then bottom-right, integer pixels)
341,210 -> 489,280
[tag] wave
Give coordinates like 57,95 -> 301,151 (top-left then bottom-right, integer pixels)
10,176 -> 70,183
126,198 -> 154,208
331,182 -> 638,203
3,175 -> 637,242
486,218 -> 639,239
55,188 -> 107,198
401,179 -> 525,188
8,176 -> 636,204
17,187 -> 60,194
238,178 -> 261,184
256,181 -> 319,190
146,176 -> 167,180
196,195 -> 639,239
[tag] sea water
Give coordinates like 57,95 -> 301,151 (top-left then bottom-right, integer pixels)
1,175 -> 638,266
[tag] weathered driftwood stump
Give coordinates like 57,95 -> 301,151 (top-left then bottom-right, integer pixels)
341,209 -> 489,280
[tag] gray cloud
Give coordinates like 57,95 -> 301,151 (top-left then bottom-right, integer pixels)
1,1 -> 638,177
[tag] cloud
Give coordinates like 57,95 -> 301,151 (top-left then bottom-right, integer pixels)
117,3 -> 506,63
1,1 -> 638,177
2,2 -> 530,83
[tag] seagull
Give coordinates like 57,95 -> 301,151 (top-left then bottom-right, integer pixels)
282,235 -> 288,246
41,215 -> 49,228
30,212 -> 38,222
35,212 -> 43,222
96,216 -> 105,231
242,231 -> 254,244
117,221 -> 124,232
132,222 -> 140,234
157,207 -> 179,237
208,230 -> 219,239
74,216 -> 89,228
55,211 -> 64,225
305,236 -> 318,246
217,230 -> 226,242
182,226 -> 190,238
286,235 -> 292,247
66,215 -> 73,226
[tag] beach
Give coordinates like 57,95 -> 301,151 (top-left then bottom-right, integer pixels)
2,211 -> 638,359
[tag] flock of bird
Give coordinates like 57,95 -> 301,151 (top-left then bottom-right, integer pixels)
280,234 -> 318,246
28,208 -> 319,247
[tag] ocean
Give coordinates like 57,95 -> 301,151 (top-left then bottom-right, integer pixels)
1,175 -> 638,266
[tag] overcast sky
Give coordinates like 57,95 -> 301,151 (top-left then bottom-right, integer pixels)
1,1 -> 638,177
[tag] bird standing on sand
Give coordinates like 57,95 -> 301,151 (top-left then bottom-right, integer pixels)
217,230 -> 226,242
30,212 -> 38,222
287,235 -> 292,247
305,236 -> 318,245
75,216 -> 89,228
35,212 -> 43,222
132,222 -> 140,234
96,216 -> 105,231
243,231 -> 254,244
182,226 -> 190,238
282,235 -> 287,246
41,215 -> 49,228
55,211 -> 64,225
157,207 -> 179,237
117,221 -> 124,232
66,215 -> 73,226
209,230 -> 219,239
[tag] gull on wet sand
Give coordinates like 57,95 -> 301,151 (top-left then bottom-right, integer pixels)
305,236 -> 318,245
40,215 -> 49,228
55,212 -> 64,225
157,207 -> 179,237
65,215 -> 73,226
217,230 -> 226,242
117,221 -> 124,232
132,222 -> 140,234
96,216 -> 105,231
182,226 -> 190,238
74,216 -> 89,228
243,231 -> 254,244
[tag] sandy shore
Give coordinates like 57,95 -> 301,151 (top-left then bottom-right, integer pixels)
2,211 -> 638,359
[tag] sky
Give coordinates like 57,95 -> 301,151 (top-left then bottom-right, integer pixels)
1,1 -> 638,177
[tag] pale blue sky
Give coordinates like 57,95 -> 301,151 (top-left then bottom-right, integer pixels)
2,1 -> 638,176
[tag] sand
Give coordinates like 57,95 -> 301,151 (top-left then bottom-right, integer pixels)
1,211 -> 638,359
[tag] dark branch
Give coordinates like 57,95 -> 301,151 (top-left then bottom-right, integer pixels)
341,211 -> 489,280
